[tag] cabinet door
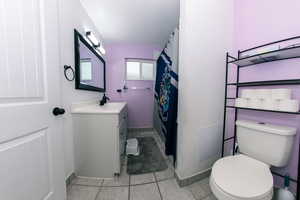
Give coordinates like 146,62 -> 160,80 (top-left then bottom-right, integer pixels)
119,118 -> 128,156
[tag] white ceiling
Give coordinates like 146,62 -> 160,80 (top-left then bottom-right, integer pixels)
80,0 -> 180,46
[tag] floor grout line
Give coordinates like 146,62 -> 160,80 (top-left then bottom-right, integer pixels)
94,179 -> 104,200
71,183 -> 101,188
130,181 -> 156,186
72,177 -> 175,188
128,175 -> 131,200
101,184 -> 130,188
72,162 -> 175,189
154,173 -> 163,200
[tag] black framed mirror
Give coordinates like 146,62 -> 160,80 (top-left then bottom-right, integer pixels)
74,29 -> 106,92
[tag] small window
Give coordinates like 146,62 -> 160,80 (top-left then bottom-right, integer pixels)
126,59 -> 155,80
126,61 -> 140,80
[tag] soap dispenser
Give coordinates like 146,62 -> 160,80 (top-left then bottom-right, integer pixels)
100,93 -> 110,106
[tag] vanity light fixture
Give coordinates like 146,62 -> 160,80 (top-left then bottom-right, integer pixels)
86,31 -> 100,47
85,30 -> 106,55
98,45 -> 106,55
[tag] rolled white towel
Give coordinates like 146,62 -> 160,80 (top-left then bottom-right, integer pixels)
261,98 -> 278,110
241,89 -> 257,99
271,89 -> 292,100
235,98 -> 248,108
278,99 -> 299,112
248,98 -> 262,109
256,89 -> 272,99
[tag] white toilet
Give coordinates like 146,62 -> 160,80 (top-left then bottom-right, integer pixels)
210,120 -> 297,200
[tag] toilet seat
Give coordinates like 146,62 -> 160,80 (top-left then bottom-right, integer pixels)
210,154 -> 273,200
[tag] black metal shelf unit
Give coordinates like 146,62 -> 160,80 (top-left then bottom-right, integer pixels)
229,36 -> 300,67
227,79 -> 300,87
226,106 -> 300,115
222,36 -> 300,199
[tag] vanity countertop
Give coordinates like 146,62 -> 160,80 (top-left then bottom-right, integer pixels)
71,102 -> 127,114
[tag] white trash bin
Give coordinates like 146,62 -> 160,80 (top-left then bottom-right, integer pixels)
126,138 -> 140,156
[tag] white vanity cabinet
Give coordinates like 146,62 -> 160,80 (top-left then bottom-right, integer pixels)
72,102 -> 128,178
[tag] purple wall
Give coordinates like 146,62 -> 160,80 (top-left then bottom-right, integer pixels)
106,44 -> 162,128
231,0 -> 300,193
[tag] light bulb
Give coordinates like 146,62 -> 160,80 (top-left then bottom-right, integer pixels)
86,31 -> 100,47
98,46 -> 106,55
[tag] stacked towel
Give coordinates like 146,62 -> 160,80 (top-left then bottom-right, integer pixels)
235,88 -> 299,112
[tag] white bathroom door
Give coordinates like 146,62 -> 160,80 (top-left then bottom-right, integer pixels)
0,0 -> 65,200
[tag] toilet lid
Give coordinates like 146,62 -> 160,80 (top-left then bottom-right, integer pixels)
211,154 -> 273,199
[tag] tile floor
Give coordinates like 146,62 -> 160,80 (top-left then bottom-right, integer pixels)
67,130 -> 217,200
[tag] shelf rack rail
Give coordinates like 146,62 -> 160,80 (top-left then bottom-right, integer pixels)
222,36 -> 300,199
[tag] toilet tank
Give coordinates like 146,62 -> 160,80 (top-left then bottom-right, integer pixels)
236,120 -> 297,167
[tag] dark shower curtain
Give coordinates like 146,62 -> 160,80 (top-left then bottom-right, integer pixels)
154,49 -> 178,163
